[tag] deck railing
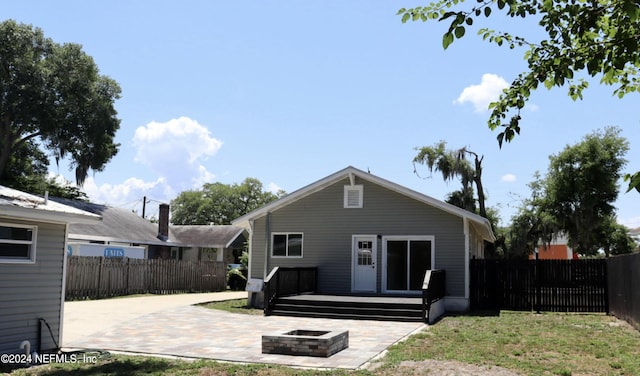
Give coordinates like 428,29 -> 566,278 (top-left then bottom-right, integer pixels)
422,269 -> 446,323
263,266 -> 318,315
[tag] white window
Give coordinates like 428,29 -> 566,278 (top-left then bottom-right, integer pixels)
0,223 -> 37,263
271,233 -> 303,258
357,240 -> 373,265
344,185 -> 363,208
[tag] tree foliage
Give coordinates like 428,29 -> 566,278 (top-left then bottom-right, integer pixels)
0,20 -> 121,186
413,141 -> 488,218
507,127 -> 634,257
0,139 -> 88,200
398,0 -> 640,191
170,178 -> 285,225
445,188 -> 477,213
543,127 -> 629,255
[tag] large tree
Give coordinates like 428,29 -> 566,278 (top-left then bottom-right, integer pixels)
508,127 -> 633,257
542,127 -> 629,255
171,178 -> 285,225
398,1 -> 640,191
0,20 -> 121,187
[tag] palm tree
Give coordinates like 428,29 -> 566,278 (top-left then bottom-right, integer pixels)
413,141 -> 487,218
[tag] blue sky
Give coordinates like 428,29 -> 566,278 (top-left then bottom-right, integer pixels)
5,1 -> 639,228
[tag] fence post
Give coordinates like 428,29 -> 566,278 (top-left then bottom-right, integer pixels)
535,255 -> 540,314
97,257 -> 104,299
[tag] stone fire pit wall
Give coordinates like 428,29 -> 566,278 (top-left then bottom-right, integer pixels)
262,329 -> 349,357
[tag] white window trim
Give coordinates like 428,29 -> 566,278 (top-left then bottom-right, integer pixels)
0,222 -> 38,264
343,185 -> 363,208
381,235 -> 435,294
271,232 -> 304,258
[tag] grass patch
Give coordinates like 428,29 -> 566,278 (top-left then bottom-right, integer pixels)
201,298 -> 264,315
380,311 -> 640,375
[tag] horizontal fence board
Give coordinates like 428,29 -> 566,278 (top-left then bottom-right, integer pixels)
470,259 -> 608,313
65,257 -> 226,300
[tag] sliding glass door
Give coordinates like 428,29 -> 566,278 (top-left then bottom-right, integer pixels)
384,236 -> 433,292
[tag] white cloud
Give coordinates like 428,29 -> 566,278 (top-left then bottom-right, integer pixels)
454,73 -> 509,112
501,174 -> 517,183
78,117 -> 223,210
46,173 -> 73,187
82,176 -> 168,206
133,116 -> 222,190
618,216 -> 640,230
267,182 -> 283,194
527,103 -> 540,112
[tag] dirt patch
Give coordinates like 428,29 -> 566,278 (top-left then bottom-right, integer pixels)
382,360 -> 522,376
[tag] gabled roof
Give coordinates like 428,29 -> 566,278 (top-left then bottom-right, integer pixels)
232,166 -> 496,242
170,225 -> 247,248
0,185 -> 100,224
50,197 -> 179,246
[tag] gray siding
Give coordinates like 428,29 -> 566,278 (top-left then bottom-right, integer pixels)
0,219 -> 66,354
250,176 -> 467,297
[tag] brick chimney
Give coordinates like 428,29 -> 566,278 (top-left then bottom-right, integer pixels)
157,203 -> 170,241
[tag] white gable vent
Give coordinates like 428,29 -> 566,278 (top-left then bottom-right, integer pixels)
344,185 -> 363,208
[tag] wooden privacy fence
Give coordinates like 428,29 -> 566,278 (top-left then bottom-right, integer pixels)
65,257 -> 226,300
470,259 -> 608,313
607,253 -> 640,330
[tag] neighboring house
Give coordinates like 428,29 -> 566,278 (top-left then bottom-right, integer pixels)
0,186 -> 100,355
170,225 -> 247,263
51,198 -> 179,259
51,198 -> 246,263
529,234 -> 578,260
232,166 -> 495,312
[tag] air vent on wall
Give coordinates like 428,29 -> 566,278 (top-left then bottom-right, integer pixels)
344,185 -> 363,208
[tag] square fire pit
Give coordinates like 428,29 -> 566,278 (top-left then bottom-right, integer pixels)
262,329 -> 349,357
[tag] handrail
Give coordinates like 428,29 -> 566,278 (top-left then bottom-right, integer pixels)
263,266 -> 280,315
263,266 -> 318,316
422,269 -> 446,323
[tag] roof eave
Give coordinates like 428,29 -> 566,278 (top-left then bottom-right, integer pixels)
0,206 -> 101,225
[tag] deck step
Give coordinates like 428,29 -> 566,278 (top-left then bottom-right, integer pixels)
270,309 -> 424,322
270,296 -> 425,322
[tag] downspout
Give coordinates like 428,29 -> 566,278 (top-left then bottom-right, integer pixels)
264,212 -> 271,278
463,218 -> 470,304
58,223 -> 70,350
247,219 -> 254,279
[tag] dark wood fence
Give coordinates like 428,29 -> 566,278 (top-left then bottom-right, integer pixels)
470,259 -> 608,313
65,257 -> 226,300
607,253 -> 640,330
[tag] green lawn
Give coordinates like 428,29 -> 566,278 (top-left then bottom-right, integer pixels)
377,311 -> 640,376
200,298 -> 264,315
5,310 -> 639,376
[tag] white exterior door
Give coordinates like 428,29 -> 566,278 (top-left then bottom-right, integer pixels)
352,235 -> 377,292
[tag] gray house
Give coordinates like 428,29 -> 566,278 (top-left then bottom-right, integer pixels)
0,186 -> 100,355
233,166 -> 495,313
